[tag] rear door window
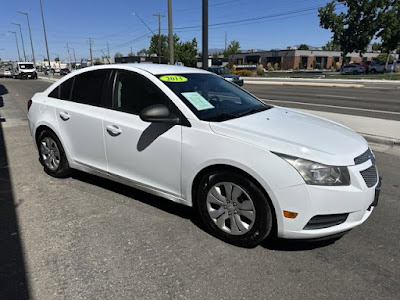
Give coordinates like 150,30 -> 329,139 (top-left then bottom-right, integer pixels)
71,70 -> 108,106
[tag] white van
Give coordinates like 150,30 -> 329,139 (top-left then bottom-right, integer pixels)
12,62 -> 38,79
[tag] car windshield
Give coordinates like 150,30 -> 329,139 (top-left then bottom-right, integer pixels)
157,73 -> 271,122
19,64 -> 34,69
209,67 -> 230,75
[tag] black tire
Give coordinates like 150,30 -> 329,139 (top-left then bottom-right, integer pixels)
196,171 -> 273,247
37,129 -> 71,178
370,69 -> 376,74
352,70 -> 359,75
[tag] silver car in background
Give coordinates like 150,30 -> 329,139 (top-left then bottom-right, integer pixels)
341,64 -> 366,75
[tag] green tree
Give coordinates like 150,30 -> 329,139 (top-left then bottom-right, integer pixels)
175,38 -> 198,67
54,57 -> 60,62
298,44 -> 310,50
127,51 -> 135,57
318,0 -> 383,64
149,34 -> 169,58
322,39 -> 341,51
138,48 -> 148,56
376,53 -> 395,62
376,0 -> 400,67
372,42 -> 382,51
223,40 -> 241,57
114,52 -> 123,58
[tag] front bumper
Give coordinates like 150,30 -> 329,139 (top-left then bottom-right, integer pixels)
270,160 -> 380,239
21,72 -> 37,79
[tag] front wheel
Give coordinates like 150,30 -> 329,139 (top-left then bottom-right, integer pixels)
196,171 -> 273,247
37,130 -> 71,178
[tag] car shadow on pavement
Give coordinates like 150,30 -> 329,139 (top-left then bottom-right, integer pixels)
71,170 -> 203,224
71,170 -> 344,250
261,232 -> 345,251
0,122 -> 30,299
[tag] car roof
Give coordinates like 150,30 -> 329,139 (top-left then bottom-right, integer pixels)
84,63 -> 210,75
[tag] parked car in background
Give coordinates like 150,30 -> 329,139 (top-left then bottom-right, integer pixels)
341,64 -> 366,75
28,64 -> 380,247
369,61 -> 399,74
60,68 -> 71,76
0,67 -> 12,78
208,66 -> 244,86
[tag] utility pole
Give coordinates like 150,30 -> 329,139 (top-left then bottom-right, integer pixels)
225,32 -> 227,51
8,31 -> 21,61
73,48 -> 77,68
11,23 -> 27,61
39,0 -> 51,72
168,0 -> 174,65
88,38 -> 94,66
107,42 -> 110,59
18,11 -> 36,66
153,13 -> 165,64
202,0 -> 208,69
65,43 -> 72,69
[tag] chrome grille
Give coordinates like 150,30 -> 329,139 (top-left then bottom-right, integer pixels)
360,165 -> 378,188
354,148 -> 374,165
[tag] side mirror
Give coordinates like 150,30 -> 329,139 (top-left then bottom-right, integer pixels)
139,104 -> 181,124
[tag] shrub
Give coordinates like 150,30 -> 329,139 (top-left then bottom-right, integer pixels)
273,63 -> 280,70
231,69 -> 253,77
256,64 -> 265,76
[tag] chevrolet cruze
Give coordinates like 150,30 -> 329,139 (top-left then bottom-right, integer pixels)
28,64 -> 381,247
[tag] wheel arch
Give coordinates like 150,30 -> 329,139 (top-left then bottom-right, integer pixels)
190,164 -> 278,235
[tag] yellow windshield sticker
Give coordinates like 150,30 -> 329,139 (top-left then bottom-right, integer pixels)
160,75 -> 188,82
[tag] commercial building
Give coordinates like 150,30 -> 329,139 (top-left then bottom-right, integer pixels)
229,49 -> 398,70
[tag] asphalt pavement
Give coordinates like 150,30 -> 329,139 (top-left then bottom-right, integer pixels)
1,78 -> 400,299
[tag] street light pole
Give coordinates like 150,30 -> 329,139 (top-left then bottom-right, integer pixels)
17,11 -> 36,66
168,0 -> 174,65
8,31 -> 21,61
39,0 -> 51,72
202,0 -> 209,69
11,23 -> 27,61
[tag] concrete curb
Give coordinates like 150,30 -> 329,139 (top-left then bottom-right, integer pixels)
244,81 -> 365,88
361,133 -> 400,147
38,76 -> 58,82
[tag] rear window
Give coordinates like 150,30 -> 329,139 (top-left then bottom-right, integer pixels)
71,70 -> 108,106
48,77 -> 74,100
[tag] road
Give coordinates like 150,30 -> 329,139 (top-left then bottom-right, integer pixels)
1,78 -> 400,299
244,83 -> 400,121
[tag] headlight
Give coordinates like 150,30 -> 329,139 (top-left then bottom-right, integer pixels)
275,153 -> 350,186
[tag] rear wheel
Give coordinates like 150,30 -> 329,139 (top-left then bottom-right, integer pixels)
37,130 -> 71,178
352,70 -> 359,75
370,69 -> 376,74
196,171 -> 273,247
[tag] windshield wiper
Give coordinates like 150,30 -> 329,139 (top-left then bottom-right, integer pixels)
203,113 -> 240,122
237,106 -> 272,117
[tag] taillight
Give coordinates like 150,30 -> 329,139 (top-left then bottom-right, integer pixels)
27,99 -> 32,111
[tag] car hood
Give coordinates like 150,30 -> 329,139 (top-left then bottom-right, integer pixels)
209,107 -> 368,166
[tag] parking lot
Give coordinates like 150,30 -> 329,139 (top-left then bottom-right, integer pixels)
1,78 -> 400,299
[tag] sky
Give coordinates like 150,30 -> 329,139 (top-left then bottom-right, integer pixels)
0,0 -> 334,62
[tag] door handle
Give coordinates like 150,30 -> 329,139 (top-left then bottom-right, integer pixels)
106,125 -> 122,136
59,111 -> 70,121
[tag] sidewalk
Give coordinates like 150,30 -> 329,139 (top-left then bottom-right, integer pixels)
297,108 -> 400,146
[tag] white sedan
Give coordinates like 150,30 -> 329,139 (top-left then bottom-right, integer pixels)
27,64 -> 381,247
